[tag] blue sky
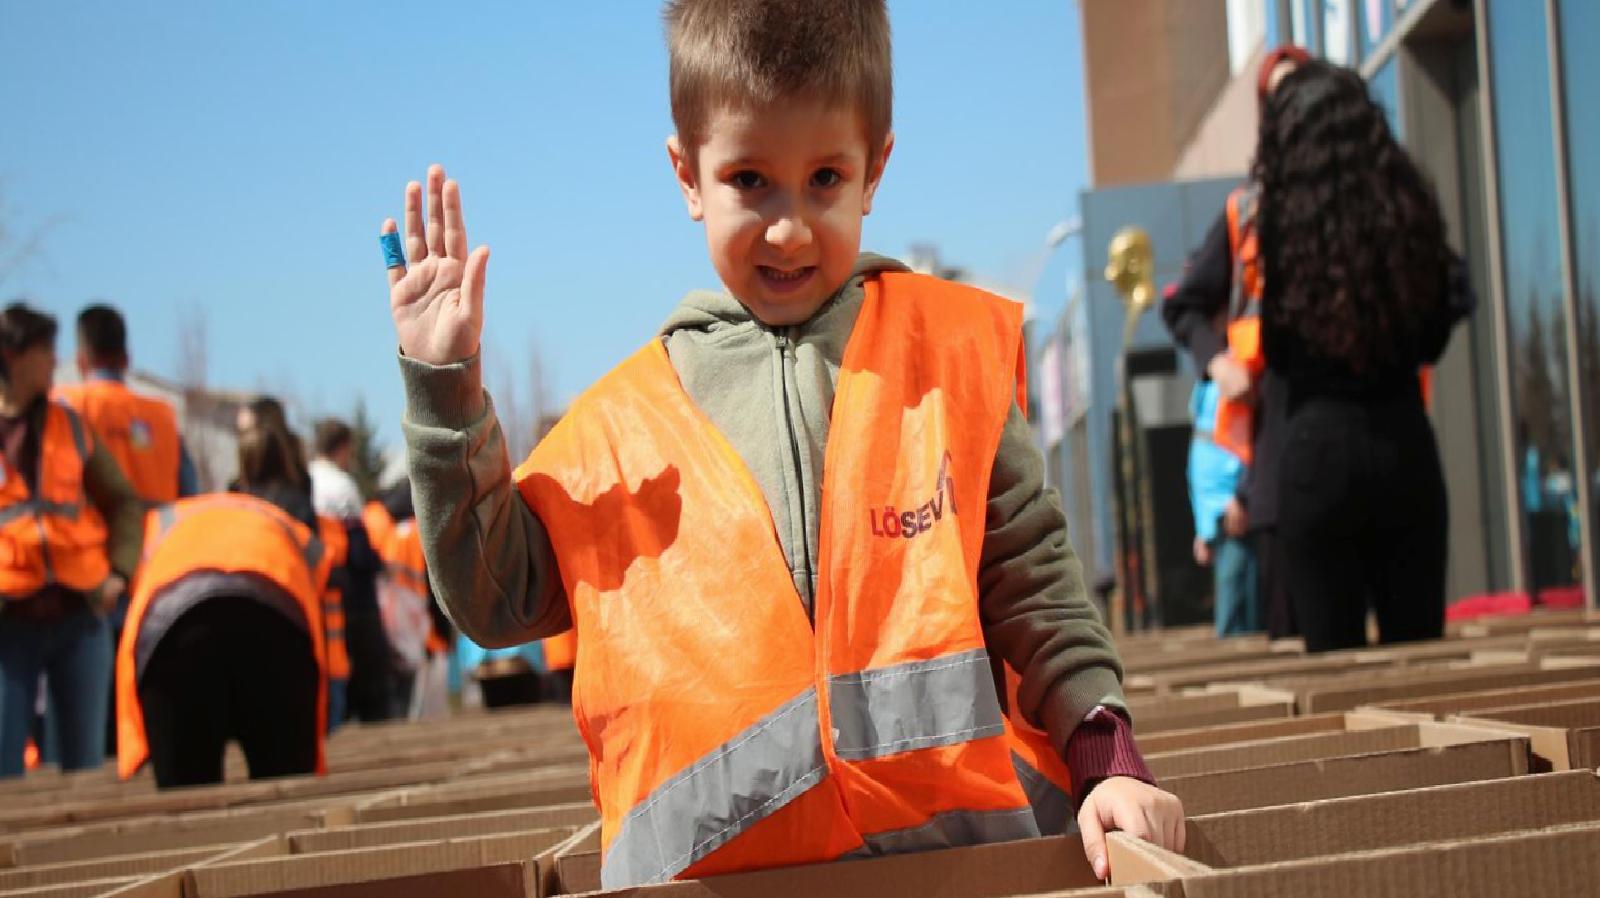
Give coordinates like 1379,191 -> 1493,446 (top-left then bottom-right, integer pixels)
1,1 -> 1089,452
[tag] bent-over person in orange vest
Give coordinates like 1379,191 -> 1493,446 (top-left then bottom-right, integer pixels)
117,493 -> 331,786
379,0 -> 1182,886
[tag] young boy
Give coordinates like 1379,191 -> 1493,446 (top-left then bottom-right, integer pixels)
379,1 -> 1182,887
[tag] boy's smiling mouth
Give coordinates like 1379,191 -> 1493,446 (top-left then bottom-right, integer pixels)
757,265 -> 818,293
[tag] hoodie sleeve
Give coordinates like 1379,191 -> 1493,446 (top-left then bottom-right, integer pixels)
977,403 -> 1131,754
399,351 -> 570,648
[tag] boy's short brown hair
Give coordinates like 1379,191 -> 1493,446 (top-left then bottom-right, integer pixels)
665,0 -> 892,158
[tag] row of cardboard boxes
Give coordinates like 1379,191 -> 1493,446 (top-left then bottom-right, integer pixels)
1,608 -> 1597,898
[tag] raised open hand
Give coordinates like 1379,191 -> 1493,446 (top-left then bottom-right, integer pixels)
382,164 -> 489,365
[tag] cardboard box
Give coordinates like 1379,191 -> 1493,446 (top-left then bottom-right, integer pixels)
1148,820 -> 1600,897
1135,713 -> 1357,756
287,807 -> 594,854
1145,718 -> 1494,779
1147,653 -> 1396,693
552,822 -> 602,895
355,782 -> 593,824
1363,679 -> 1600,719
1161,726 -> 1530,816
1449,607 -> 1598,638
1178,770 -> 1600,868
3,875 -> 142,897
1456,697 -> 1600,770
1129,687 -> 1296,735
562,835 -> 1165,898
0,844 -> 232,891
183,831 -> 564,898
1258,661 -> 1600,713
3,799 -> 347,867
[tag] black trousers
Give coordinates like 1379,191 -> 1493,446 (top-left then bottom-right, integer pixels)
344,610 -> 399,723
138,598 -> 319,788
1278,393 -> 1448,653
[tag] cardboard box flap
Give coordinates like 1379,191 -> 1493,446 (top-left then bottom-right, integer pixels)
184,831 -> 555,898
1365,680 -> 1600,718
1135,714 -> 1350,756
1459,697 -> 1600,727
1176,820 -> 1600,897
0,844 -> 233,892
1182,769 -> 1600,868
287,806 -> 592,854
3,875 -> 141,897
1147,726 -> 1418,778
1164,735 -> 1529,816
1106,833 -> 1211,885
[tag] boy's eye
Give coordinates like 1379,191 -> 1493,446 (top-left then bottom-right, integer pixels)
729,170 -> 766,190
811,168 -> 843,188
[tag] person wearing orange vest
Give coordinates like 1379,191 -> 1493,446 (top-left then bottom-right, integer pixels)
54,304 -> 199,760
377,1 -> 1181,884
54,305 -> 197,505
539,629 -> 575,703
378,510 -> 451,717
116,492 -> 331,786
316,515 -> 351,731
0,304 -> 146,778
1163,45 -> 1312,642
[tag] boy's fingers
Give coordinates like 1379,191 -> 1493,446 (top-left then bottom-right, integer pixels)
1078,807 -> 1108,880
462,245 -> 490,313
381,219 -> 406,287
404,181 -> 427,262
444,179 -> 468,261
426,164 -> 447,257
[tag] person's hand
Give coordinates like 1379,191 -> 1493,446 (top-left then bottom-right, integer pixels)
1207,352 -> 1253,402
1193,536 -> 1212,567
92,574 -> 127,615
1222,498 -> 1248,537
382,164 -> 490,366
1077,776 -> 1185,881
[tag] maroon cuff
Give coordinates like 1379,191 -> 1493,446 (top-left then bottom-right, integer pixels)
1065,706 -> 1156,807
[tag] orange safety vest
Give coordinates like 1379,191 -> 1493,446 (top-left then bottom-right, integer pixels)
362,501 -> 394,557
317,515 -> 351,680
516,271 -> 1073,889
380,520 -> 446,657
116,494 -> 331,780
54,379 -> 181,504
1214,185 -> 1435,464
0,401 -> 111,599
541,629 -> 576,672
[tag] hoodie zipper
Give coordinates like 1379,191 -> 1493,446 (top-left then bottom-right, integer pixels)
773,328 -> 817,621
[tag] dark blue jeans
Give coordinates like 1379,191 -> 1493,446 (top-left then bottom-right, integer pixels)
0,601 -> 113,777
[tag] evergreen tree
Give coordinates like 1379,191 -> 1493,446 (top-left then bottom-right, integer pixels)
348,399 -> 385,501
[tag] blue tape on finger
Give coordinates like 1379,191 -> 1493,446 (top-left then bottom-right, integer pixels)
380,232 -> 405,269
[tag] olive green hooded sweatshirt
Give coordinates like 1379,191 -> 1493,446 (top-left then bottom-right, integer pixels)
398,254 -> 1126,757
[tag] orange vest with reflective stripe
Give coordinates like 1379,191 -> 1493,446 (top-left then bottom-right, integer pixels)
54,379 -> 181,504
516,271 -> 1072,888
1215,185 -> 1435,463
381,519 -> 445,656
0,401 -> 111,598
317,515 -> 351,680
115,494 -> 331,779
541,629 -> 576,672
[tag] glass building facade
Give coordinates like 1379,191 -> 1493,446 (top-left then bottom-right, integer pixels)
1264,0 -> 1599,606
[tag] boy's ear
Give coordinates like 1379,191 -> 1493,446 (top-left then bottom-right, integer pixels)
862,131 -> 895,216
666,135 -> 704,222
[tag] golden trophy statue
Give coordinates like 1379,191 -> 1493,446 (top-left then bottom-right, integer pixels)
1105,226 -> 1159,631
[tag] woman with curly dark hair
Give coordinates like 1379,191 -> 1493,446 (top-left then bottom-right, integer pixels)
1254,60 -> 1472,652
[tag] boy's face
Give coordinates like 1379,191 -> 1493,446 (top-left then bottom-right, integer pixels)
669,99 -> 892,327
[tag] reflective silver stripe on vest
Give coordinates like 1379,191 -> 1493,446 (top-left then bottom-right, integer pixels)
0,501 -> 81,526
602,688 -> 827,889
1011,752 -> 1076,836
859,806 -> 1040,856
828,648 -> 1006,761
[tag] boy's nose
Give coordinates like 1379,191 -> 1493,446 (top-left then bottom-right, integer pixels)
765,214 -> 813,253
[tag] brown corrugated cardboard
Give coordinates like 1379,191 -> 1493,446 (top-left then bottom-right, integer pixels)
1135,714 -> 1352,756
184,831 -> 556,898
0,844 -> 231,891
552,821 -> 603,895
1263,662 -> 1600,713
4,875 -> 142,897
1163,731 -> 1529,815
232,861 -> 541,898
354,783 -> 594,824
1181,769 -> 1600,868
560,835 -> 1119,898
97,871 -> 184,898
4,800 -> 339,866
1149,653 -> 1395,693
1456,697 -> 1600,770
1146,716 -> 1510,779
1364,679 -> 1600,718
1106,833 -> 1208,885
1450,607 -> 1598,638
1173,821 -> 1600,897
287,808 -> 592,854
